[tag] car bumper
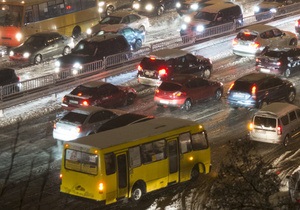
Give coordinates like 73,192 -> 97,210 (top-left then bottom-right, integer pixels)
154,96 -> 186,107
53,130 -> 82,141
227,99 -> 256,108
138,76 -> 162,86
257,66 -> 283,75
249,135 -> 282,144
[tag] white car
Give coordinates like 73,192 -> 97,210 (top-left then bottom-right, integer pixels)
87,10 -> 150,36
232,24 -> 298,57
53,106 -> 126,142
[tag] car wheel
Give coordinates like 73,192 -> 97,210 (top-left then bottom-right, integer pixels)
62,46 -> 71,56
215,89 -> 222,100
286,90 -> 296,103
34,54 -> 42,64
139,25 -> 145,32
131,184 -> 145,203
106,6 -> 114,16
190,165 -> 200,181
181,99 -> 192,111
284,69 -> 291,78
134,39 -> 142,50
283,135 -> 289,147
157,6 -> 164,16
201,68 -> 211,79
289,39 -> 298,46
72,25 -> 81,39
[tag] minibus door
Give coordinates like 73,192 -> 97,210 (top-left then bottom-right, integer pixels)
167,139 -> 179,185
116,153 -> 128,199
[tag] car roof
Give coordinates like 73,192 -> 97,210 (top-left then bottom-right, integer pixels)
237,73 -> 274,83
81,80 -> 108,88
165,74 -> 198,84
240,24 -> 276,34
200,2 -> 239,13
147,49 -> 188,60
99,24 -> 131,33
256,102 -> 300,117
86,33 -> 123,42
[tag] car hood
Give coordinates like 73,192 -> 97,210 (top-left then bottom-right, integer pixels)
57,53 -> 96,65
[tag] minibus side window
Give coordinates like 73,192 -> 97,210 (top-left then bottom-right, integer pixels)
289,111 -> 297,122
129,146 -> 141,168
191,131 -> 208,150
281,115 -> 289,126
296,109 -> 300,118
105,153 -> 116,175
141,139 -> 166,164
179,132 -> 192,154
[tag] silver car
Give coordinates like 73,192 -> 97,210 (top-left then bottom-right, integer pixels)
53,106 -> 126,142
87,10 -> 150,36
232,24 -> 298,57
98,0 -> 133,16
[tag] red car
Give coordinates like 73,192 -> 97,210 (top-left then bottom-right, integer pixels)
154,74 -> 223,111
296,19 -> 300,35
62,81 -> 137,110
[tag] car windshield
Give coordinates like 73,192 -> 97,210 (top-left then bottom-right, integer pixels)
70,85 -> 97,96
265,51 -> 287,58
100,16 -> 122,24
72,40 -> 97,56
140,58 -> 171,71
194,11 -> 216,21
24,36 -> 47,47
253,116 -> 276,128
236,32 -> 257,41
159,82 -> 182,91
61,112 -> 88,124
0,4 -> 23,26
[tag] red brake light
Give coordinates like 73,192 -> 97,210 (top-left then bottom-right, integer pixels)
251,85 -> 257,99
158,68 -> 167,76
99,182 -> 104,192
81,100 -> 89,106
250,42 -> 260,49
77,92 -> 82,96
76,126 -> 81,133
244,32 -> 251,35
150,56 -> 156,60
173,91 -> 186,97
155,89 -> 160,94
276,61 -> 281,66
296,20 -> 300,26
53,123 -> 56,129
277,125 -> 282,135
232,38 -> 238,45
137,64 -> 142,71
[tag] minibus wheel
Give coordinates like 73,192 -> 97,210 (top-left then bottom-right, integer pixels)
191,165 -> 200,181
131,183 -> 145,203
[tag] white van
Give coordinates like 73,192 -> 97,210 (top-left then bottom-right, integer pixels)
248,102 -> 300,146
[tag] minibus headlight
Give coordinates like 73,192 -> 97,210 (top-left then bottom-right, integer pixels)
270,8 -> 277,13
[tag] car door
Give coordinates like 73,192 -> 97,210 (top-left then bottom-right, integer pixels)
186,78 -> 207,102
127,14 -> 140,29
86,110 -> 116,133
272,29 -> 289,47
289,48 -> 300,72
120,28 -> 135,46
104,84 -> 126,107
260,77 -> 286,102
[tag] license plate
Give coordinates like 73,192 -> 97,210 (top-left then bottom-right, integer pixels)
260,68 -> 270,73
256,129 -> 266,133
69,100 -> 78,104
160,99 -> 169,104
145,71 -> 154,76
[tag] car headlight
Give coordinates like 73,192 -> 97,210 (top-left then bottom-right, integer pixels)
270,8 -> 277,13
23,52 -> 30,58
98,1 -> 105,7
9,50 -> 14,56
98,7 -> 104,13
196,25 -> 204,32
181,24 -> 187,30
176,2 -> 181,8
191,3 -> 198,11
55,60 -> 61,67
73,62 -> 82,69
145,4 -> 154,11
15,32 -> 22,42
133,3 -> 140,9
254,6 -> 260,13
86,28 -> 92,35
183,15 -> 191,23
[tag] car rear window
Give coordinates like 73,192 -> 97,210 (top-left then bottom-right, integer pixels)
159,82 -> 182,91
61,112 -> 88,124
254,116 -> 277,128
71,85 -> 97,96
236,32 -> 257,41
140,58 -> 171,71
231,81 -> 253,92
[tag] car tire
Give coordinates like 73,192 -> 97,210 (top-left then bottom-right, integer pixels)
284,69 -> 291,78
283,135 -> 289,147
62,46 -> 71,56
286,90 -> 296,103
106,6 -> 114,16
289,39 -> 298,46
181,99 -> 192,111
134,39 -> 143,51
131,183 -> 145,203
34,54 -> 42,64
190,165 -> 200,181
215,89 -> 222,100
139,25 -> 146,32
72,25 -> 81,39
157,6 -> 164,16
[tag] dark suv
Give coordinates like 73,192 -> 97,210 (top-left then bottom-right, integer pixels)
255,47 -> 300,78
137,49 -> 212,86
0,68 -> 20,96
132,0 -> 177,16
55,34 -> 130,76
227,73 -> 296,109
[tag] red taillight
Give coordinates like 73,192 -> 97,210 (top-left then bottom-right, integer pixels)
62,96 -> 67,103
53,123 -> 56,129
158,68 -> 167,76
250,42 -> 260,49
232,38 -> 238,46
17,76 -> 20,81
155,89 -> 160,94
244,31 -> 251,35
59,174 -> 63,179
150,56 -> 156,60
81,100 -> 89,106
251,85 -> 257,99
228,83 -> 234,93
276,61 -> 281,66
173,91 -> 186,97
295,20 -> 300,26
277,125 -> 282,135
77,92 -> 82,96
76,126 -> 81,133
137,64 -> 142,71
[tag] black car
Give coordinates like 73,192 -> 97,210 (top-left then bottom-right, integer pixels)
132,0 -> 177,16
137,48 -> 212,86
175,0 -> 217,16
97,113 -> 154,132
95,25 -> 145,50
9,32 -> 74,64
0,68 -> 20,96
255,47 -> 300,78
61,80 -> 137,110
55,34 -> 131,76
227,73 -> 296,109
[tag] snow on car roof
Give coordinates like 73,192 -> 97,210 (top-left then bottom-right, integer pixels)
99,24 -> 128,33
109,10 -> 140,17
240,24 -> 276,34
200,2 -> 237,13
147,49 -> 189,60
256,102 -> 300,118
71,117 -> 201,149
81,80 -> 107,88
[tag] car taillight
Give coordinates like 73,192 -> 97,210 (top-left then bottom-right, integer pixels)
232,38 -> 238,46
155,89 -> 160,94
76,126 -> 81,133
62,96 -> 67,103
277,125 -> 282,135
158,68 -> 167,76
295,20 -> 300,26
53,123 -> 57,129
81,100 -> 89,106
137,64 -> 143,71
276,61 -> 281,66
251,85 -> 257,99
17,76 -> 20,81
250,42 -> 260,49
173,91 -> 186,97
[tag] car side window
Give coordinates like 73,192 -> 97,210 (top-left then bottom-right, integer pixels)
197,78 -> 209,86
186,53 -> 197,65
129,14 -> 139,22
289,111 -> 297,122
296,109 -> 300,118
273,29 -> 283,37
260,30 -> 274,39
121,16 -> 130,24
88,110 -> 114,123
187,79 -> 199,88
106,84 -> 119,94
